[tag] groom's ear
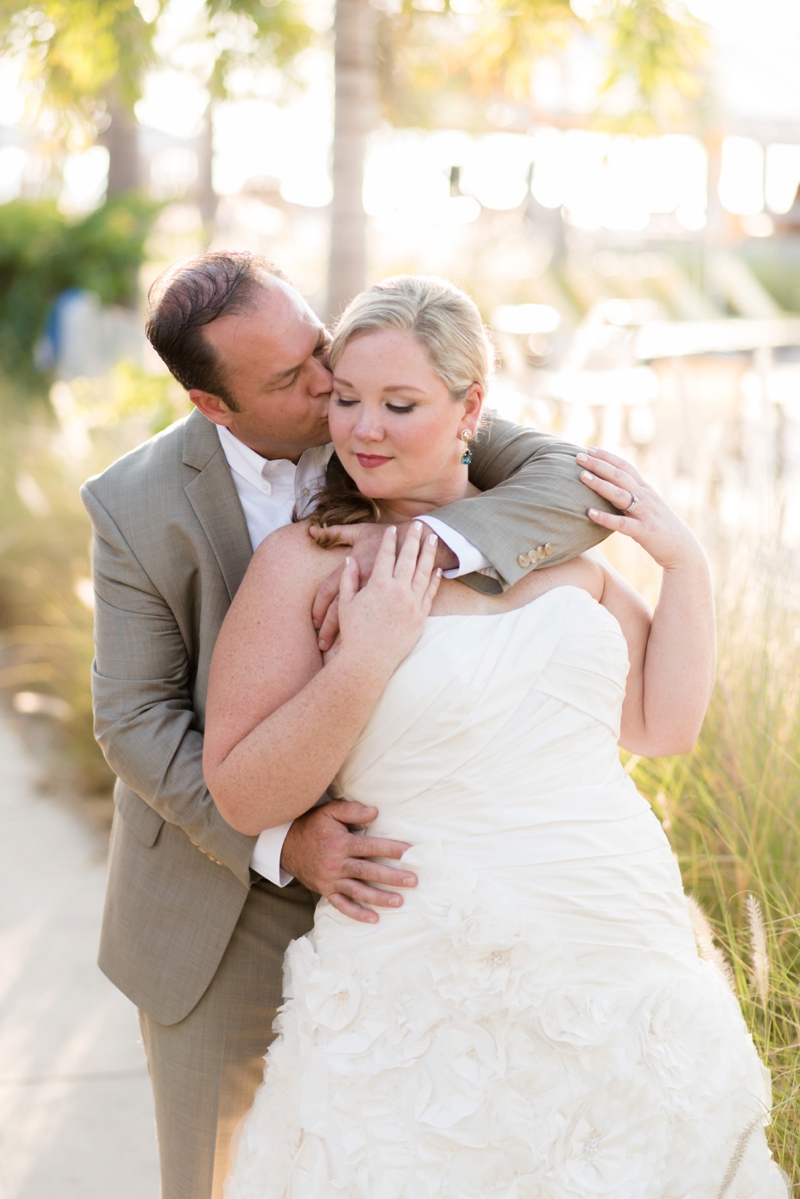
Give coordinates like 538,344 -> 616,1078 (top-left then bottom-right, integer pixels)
189,389 -> 237,427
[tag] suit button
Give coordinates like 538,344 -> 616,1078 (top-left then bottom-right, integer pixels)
517,553 -> 530,568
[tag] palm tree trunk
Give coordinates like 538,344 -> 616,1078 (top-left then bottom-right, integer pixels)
327,0 -> 377,320
197,103 -> 219,238
101,94 -> 141,197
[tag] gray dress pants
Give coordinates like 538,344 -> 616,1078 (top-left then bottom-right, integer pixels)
139,876 -> 317,1199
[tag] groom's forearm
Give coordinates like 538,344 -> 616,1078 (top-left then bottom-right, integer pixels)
432,419 -> 616,588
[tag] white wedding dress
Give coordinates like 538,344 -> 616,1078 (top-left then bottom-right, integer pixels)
227,586 -> 787,1198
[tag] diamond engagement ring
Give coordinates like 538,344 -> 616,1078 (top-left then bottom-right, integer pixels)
624,494 -> 639,514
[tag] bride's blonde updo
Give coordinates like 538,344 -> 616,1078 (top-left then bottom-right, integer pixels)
306,276 -> 495,543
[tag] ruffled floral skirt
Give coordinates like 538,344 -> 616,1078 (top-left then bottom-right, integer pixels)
226,873 -> 787,1199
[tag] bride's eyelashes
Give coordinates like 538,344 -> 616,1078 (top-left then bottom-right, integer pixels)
333,396 -> 417,415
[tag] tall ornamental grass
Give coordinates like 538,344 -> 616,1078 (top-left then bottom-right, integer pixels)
632,541 -> 800,1189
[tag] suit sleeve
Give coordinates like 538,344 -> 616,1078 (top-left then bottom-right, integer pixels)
431,417 -> 617,588
81,484 -> 255,889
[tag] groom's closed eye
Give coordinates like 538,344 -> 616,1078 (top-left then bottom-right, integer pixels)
267,330 -> 331,392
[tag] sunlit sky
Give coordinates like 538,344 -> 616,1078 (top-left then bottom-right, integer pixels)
0,0 -> 799,226
688,0 -> 800,121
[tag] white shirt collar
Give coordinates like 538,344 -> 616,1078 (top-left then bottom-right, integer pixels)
216,425 -> 334,507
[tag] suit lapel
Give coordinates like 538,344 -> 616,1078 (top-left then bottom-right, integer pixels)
182,410 -> 253,600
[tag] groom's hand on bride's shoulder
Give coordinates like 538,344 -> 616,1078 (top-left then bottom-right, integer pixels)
279,799 -> 418,923
309,522 -> 457,653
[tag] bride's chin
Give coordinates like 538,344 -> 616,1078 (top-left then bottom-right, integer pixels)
347,473 -> 396,499
356,484 -> 396,501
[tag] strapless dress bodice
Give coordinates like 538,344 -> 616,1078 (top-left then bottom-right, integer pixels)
330,586 -> 697,983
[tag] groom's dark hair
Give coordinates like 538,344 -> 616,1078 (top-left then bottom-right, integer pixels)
145,251 -> 290,409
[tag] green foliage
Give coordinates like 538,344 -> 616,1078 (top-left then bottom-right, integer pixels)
379,0 -> 574,128
0,0 -> 709,137
0,0 -> 160,138
200,0 -> 315,100
598,0 -> 709,132
378,0 -> 708,134
0,195 -> 160,380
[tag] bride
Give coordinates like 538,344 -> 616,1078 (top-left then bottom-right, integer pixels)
203,276 -> 786,1197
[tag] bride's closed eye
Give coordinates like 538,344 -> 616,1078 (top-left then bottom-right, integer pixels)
333,396 -> 416,414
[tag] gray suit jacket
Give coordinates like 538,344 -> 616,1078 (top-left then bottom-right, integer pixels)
81,408 -> 611,1025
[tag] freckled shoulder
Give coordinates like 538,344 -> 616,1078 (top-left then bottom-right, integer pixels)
245,520 -> 348,598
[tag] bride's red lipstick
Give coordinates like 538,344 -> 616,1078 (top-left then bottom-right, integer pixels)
356,454 -> 393,468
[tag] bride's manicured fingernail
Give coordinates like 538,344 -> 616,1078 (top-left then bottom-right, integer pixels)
389,895 -> 401,906
428,534 -> 437,545
576,452 -> 587,463
412,521 -> 422,532
588,508 -> 599,517
345,556 -> 351,565
588,445 -> 598,452
581,471 -> 594,481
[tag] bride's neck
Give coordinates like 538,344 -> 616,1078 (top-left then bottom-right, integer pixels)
377,479 -> 481,524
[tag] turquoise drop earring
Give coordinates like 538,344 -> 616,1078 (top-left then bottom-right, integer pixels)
460,428 -> 473,465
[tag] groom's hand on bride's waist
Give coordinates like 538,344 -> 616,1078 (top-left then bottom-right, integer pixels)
309,522 -> 458,653
280,799 -> 418,924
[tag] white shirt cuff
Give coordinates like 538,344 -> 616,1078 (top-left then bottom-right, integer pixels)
418,515 -> 491,578
250,824 -> 294,887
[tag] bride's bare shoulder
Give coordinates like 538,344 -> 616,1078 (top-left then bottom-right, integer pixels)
247,520 -> 346,593
253,520 -> 316,563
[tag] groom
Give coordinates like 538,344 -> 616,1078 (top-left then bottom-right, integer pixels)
81,251 -> 613,1198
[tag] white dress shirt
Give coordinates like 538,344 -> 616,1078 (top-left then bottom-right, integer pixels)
216,424 -> 489,885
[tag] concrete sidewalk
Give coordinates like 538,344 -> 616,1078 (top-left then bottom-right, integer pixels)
0,718 -> 159,1198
